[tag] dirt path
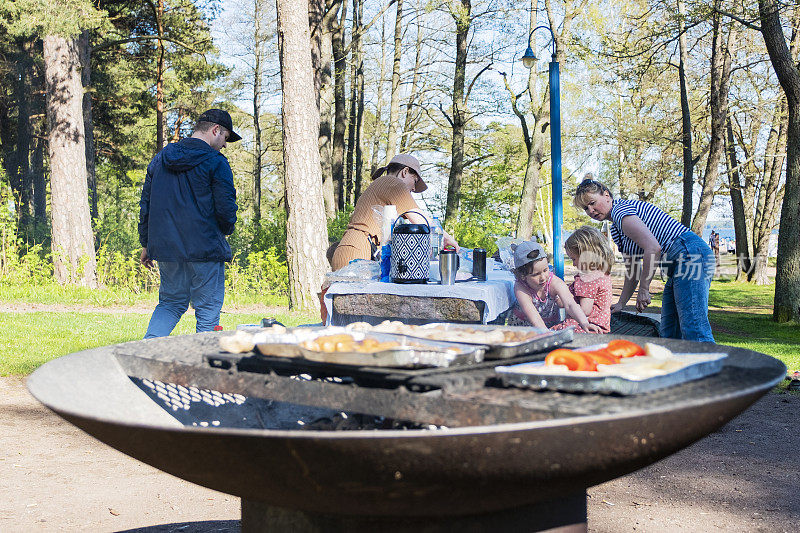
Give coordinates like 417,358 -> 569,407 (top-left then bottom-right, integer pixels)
2,376 -> 797,532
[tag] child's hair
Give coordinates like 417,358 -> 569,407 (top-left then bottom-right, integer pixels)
512,255 -> 548,280
565,226 -> 614,275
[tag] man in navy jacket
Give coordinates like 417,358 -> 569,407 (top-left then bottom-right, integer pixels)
139,109 -> 240,338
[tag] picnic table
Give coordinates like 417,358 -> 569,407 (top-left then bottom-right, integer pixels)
324,265 -> 516,326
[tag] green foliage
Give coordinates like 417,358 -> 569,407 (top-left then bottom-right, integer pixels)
226,247 -> 289,297
327,205 -> 354,243
0,0 -> 106,38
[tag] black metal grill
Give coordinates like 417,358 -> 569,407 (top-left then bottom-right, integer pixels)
28,331 -> 786,531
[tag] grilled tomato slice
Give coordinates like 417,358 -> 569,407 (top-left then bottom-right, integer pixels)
605,339 -> 645,358
545,349 -> 597,371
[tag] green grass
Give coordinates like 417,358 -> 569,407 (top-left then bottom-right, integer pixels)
2,278 -> 798,379
0,309 -> 318,376
650,278 -> 799,374
0,283 -> 290,308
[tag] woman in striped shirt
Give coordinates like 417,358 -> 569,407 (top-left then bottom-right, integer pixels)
573,178 -> 715,342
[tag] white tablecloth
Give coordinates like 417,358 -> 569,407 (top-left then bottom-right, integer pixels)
324,265 -> 516,325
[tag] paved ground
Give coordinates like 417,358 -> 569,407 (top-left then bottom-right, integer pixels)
2,375 -> 797,532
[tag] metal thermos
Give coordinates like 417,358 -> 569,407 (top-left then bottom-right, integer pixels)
472,248 -> 487,281
439,249 -> 459,285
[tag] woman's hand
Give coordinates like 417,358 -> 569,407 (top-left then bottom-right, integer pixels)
442,232 -> 460,252
610,301 -> 626,314
636,287 -> 651,312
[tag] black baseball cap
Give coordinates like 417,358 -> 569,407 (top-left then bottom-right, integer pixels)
196,109 -> 241,142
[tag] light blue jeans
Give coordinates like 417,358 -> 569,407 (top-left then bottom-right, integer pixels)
144,261 -> 225,338
659,232 -> 715,342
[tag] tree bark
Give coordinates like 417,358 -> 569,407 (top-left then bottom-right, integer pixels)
678,0 -> 694,228
277,0 -> 331,312
386,0 -> 403,161
155,0 -> 167,153
400,6 -> 424,154
445,0 -> 470,224
43,34 -> 97,287
331,1 -> 348,210
252,0 -> 265,223
750,98 -> 787,284
725,117 -> 751,280
370,18 -> 388,178
15,42 -> 33,231
353,0 -> 365,199
759,0 -> 800,322
691,7 -> 735,235
345,0 -> 360,205
78,30 -> 97,225
310,0 -> 338,219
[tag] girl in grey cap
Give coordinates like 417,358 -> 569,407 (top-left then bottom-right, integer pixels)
508,240 -> 601,333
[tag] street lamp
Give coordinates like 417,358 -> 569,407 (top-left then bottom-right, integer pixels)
522,25 -> 563,280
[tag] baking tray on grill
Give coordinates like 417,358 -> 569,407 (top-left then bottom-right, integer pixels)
249,327 -> 484,368
346,323 -> 574,360
495,352 -> 728,395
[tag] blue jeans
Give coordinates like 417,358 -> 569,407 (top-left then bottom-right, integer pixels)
659,232 -> 715,342
144,261 -> 225,338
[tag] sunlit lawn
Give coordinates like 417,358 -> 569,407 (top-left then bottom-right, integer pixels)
651,278 -> 800,373
1,278 -> 798,377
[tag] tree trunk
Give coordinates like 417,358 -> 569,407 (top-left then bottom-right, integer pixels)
345,0 -> 360,205
691,8 -> 735,235
759,0 -> 800,322
43,34 -> 97,287
386,0 -> 403,161
309,0 -> 336,218
725,117 -> 751,280
678,0 -> 694,228
78,30 -> 97,225
400,7 -> 424,154
331,1 -> 348,210
155,0 -> 167,153
445,0 -> 470,224
15,43 -> 33,232
252,0 -> 265,223
353,0 -> 365,199
32,135 -> 47,222
277,0 -> 330,312
370,18 -> 387,178
751,98 -> 787,284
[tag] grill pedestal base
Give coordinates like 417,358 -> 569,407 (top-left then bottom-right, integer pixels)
241,492 -> 587,532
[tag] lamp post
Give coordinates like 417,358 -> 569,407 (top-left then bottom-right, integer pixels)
522,25 -> 563,280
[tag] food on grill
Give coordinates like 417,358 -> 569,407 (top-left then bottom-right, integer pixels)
347,321 -> 540,345
219,330 -> 256,353
544,349 -> 598,371
542,342 -> 695,378
605,339 -> 645,358
300,334 -> 401,353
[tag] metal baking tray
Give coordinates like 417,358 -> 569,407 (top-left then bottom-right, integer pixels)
252,327 -> 484,368
351,323 -> 574,360
495,352 -> 728,395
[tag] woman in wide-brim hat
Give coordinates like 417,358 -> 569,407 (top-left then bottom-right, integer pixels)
573,177 -> 715,342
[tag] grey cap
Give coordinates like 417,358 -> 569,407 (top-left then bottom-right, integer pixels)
513,241 -> 546,269
389,154 -> 427,192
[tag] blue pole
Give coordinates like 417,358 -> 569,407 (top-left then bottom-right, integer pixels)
549,59 -> 563,279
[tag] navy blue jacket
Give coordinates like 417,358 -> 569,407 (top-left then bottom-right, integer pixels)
139,138 -> 238,262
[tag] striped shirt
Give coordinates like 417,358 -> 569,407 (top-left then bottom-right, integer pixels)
609,199 -> 688,258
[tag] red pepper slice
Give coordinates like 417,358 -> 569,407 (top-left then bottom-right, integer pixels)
582,349 -> 621,366
545,349 -> 596,371
605,339 -> 645,358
